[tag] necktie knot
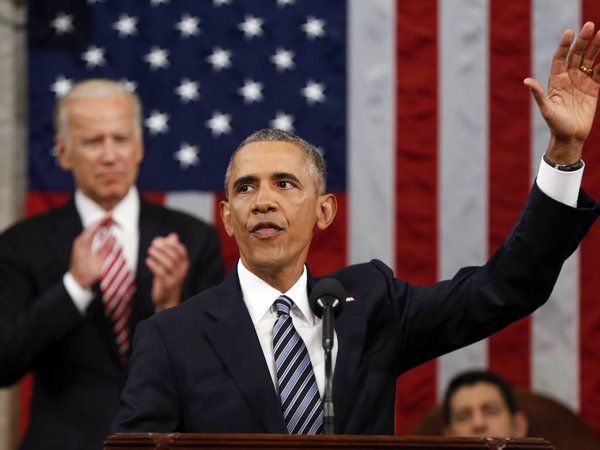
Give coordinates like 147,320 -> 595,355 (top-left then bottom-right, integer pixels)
274,295 -> 293,317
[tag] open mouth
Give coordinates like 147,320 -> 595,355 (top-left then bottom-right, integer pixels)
250,222 -> 283,238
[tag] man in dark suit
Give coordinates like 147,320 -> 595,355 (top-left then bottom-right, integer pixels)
0,79 -> 225,450
114,23 -> 600,435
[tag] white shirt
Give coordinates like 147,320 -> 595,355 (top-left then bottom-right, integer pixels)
63,188 -> 140,314
238,260 -> 338,398
238,156 -> 584,397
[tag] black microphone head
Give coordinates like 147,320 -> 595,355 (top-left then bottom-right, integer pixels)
309,278 -> 346,319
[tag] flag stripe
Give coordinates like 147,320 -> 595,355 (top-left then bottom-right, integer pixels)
348,0 -> 396,267
531,0 -> 581,411
580,0 -> 600,432
393,0 -> 439,434
437,0 -> 490,396
487,0 -> 533,388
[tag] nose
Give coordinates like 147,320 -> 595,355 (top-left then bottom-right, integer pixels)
99,138 -> 119,162
470,411 -> 488,435
252,185 -> 278,214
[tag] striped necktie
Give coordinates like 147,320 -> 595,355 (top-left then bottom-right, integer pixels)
272,295 -> 324,434
98,225 -> 136,363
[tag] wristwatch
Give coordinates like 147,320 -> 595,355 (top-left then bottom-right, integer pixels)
543,153 -> 584,172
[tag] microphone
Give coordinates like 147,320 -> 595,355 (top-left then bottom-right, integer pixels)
309,278 -> 346,435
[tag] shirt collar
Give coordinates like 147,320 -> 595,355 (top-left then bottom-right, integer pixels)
74,187 -> 140,232
237,260 -> 314,326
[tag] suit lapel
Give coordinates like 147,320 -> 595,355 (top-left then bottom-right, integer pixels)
204,271 -> 287,433
307,275 -> 366,432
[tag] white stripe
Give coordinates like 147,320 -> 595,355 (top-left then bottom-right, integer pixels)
165,191 -> 216,224
531,0 -> 581,411
348,0 -> 396,267
437,0 -> 490,399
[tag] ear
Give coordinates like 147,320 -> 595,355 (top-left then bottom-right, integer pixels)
513,411 -> 528,438
219,200 -> 234,237
135,137 -> 144,164
55,137 -> 72,171
316,193 -> 337,231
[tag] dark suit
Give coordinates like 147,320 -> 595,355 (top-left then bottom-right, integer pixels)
0,195 -> 225,450
114,185 -> 599,435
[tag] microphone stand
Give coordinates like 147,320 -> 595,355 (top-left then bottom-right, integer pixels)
320,299 -> 338,435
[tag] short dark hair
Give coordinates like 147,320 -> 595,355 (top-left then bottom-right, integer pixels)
223,128 -> 327,196
442,370 -> 519,425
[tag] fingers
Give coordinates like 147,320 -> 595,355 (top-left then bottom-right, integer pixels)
581,27 -> 600,71
523,77 -> 553,117
566,22 -> 595,70
146,233 -> 189,280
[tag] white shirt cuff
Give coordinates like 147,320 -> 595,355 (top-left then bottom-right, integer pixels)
535,156 -> 584,208
63,272 -> 95,314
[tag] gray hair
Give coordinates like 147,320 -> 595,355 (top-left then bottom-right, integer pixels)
224,128 -> 327,196
54,78 -> 143,143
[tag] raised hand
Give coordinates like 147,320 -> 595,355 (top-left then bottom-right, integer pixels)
524,21 -> 600,164
69,214 -> 114,288
146,232 -> 190,311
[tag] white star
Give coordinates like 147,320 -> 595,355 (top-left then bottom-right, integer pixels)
145,111 -> 169,135
113,14 -> 138,37
120,79 -> 137,92
175,14 -> 200,38
302,16 -> 326,39
174,143 -> 200,168
277,0 -> 295,6
270,48 -> 295,72
207,47 -> 232,71
150,0 -> 169,5
144,47 -> 169,70
238,15 -> 263,39
51,12 -> 74,35
50,75 -> 73,97
301,80 -> 326,104
81,45 -> 106,68
270,112 -> 294,132
213,0 -> 232,6
238,79 -> 263,103
175,79 -> 200,103
206,112 -> 232,136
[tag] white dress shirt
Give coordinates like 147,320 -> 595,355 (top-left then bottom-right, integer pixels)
63,188 -> 140,314
238,260 -> 338,398
238,157 -> 584,397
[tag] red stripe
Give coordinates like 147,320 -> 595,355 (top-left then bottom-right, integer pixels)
487,1 -> 532,389
394,0 -> 438,434
580,2 -> 600,434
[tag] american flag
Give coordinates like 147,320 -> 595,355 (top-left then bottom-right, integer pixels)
25,0 -> 600,436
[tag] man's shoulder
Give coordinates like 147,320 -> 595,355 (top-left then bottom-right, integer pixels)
0,202 -> 75,240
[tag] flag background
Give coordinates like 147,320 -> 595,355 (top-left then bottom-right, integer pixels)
23,0 -> 600,437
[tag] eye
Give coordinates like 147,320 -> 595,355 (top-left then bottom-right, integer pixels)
276,180 -> 294,189
237,184 -> 254,193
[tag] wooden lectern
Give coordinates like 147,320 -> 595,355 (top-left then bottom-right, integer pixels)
105,433 -> 555,450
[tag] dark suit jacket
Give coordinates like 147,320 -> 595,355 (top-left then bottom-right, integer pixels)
114,185 -> 599,435
0,195 -> 225,450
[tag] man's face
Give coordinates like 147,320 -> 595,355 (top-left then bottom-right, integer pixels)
445,382 -> 526,438
220,141 -> 335,285
56,93 -> 143,210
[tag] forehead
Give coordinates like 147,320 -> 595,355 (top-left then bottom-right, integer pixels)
231,141 -> 308,176
66,94 -> 134,127
451,382 -> 505,408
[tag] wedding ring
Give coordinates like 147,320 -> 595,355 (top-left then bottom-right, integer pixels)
579,65 -> 593,76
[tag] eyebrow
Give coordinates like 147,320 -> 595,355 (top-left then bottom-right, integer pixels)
232,172 -> 302,192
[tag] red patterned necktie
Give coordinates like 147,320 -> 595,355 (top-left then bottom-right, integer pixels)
98,225 -> 136,363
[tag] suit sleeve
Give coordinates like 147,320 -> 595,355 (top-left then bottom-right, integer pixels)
0,228 -> 84,386
185,224 -> 225,298
113,319 -> 182,432
346,184 -> 599,375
